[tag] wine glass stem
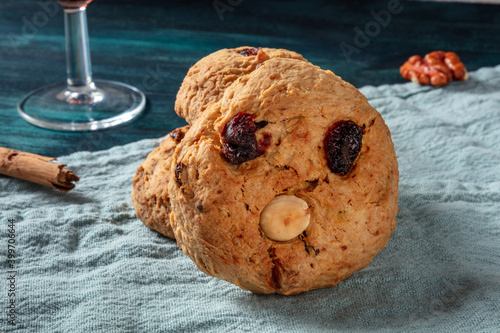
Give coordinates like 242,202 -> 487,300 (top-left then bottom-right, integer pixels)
64,7 -> 93,89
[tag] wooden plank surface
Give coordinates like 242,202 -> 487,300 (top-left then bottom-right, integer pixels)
0,0 -> 499,157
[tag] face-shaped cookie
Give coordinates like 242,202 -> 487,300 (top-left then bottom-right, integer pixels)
168,58 -> 399,295
175,47 -> 306,125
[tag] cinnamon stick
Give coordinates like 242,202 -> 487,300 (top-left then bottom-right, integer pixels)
0,147 -> 79,192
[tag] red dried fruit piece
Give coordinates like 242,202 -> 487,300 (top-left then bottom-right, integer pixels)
170,128 -> 185,142
221,112 -> 270,165
258,132 -> 272,152
324,120 -> 363,175
239,47 -> 262,56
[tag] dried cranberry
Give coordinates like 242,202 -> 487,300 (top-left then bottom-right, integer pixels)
222,113 -> 270,165
258,132 -> 272,152
170,128 -> 185,142
324,120 -> 363,175
239,47 -> 262,56
174,162 -> 185,186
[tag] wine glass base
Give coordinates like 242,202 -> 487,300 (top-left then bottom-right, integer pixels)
18,80 -> 146,131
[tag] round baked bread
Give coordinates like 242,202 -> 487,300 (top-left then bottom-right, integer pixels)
132,126 -> 189,239
175,46 -> 306,125
168,58 -> 399,295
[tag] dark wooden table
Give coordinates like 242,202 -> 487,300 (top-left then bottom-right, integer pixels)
1,0 -> 499,157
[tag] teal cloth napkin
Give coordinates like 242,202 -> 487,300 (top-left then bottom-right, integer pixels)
1,66 -> 499,332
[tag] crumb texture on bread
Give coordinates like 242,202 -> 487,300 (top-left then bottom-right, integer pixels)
132,49 -> 399,295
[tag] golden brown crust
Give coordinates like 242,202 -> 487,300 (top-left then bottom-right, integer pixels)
168,58 -> 399,294
131,126 -> 190,239
174,47 -> 306,125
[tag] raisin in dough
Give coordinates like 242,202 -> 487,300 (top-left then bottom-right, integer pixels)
132,126 -> 189,239
168,58 -> 399,295
175,46 -> 306,125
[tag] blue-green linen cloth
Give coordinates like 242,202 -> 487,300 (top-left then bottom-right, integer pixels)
1,66 -> 499,333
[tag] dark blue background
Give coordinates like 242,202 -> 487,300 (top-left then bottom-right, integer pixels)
1,0 -> 499,156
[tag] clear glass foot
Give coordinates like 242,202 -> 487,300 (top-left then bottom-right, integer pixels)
18,79 -> 146,131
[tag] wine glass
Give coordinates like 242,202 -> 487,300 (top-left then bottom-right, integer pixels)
18,0 -> 146,131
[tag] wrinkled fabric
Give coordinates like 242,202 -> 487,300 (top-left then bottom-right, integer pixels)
1,65 -> 499,332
